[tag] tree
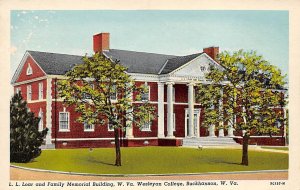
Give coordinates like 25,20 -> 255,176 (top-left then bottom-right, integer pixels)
197,50 -> 287,166
58,53 -> 155,166
10,92 -> 48,163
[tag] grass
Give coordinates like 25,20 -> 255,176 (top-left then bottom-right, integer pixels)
11,147 -> 288,175
261,146 -> 289,151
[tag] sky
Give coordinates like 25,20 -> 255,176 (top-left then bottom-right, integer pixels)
11,10 -> 289,80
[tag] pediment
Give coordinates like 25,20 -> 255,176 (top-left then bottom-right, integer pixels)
170,54 -> 222,79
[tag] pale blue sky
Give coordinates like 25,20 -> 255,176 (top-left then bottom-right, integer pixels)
11,10 -> 289,80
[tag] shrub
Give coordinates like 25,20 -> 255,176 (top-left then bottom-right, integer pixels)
10,93 -> 48,163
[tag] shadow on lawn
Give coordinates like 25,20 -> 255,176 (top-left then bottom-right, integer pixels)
209,160 -> 242,166
86,157 -> 115,166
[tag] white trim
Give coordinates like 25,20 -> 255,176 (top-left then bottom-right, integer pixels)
52,137 -> 160,141
27,99 -> 46,104
12,76 -> 47,86
129,73 -> 160,82
45,77 -> 52,145
158,60 -> 169,74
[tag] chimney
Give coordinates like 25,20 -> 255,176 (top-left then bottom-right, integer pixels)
203,46 -> 219,61
93,33 -> 110,53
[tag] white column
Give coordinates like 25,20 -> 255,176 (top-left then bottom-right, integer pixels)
209,125 -> 216,137
218,87 -> 224,137
157,82 -> 165,138
45,77 -> 52,146
166,82 -> 174,138
126,87 -> 134,138
187,83 -> 195,137
227,123 -> 235,137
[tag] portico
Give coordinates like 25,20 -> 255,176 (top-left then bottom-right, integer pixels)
156,80 -> 235,139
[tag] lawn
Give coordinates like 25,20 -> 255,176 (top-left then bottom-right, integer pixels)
11,147 -> 288,175
261,146 -> 289,151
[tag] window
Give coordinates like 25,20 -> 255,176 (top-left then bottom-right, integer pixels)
110,85 -> 117,100
26,63 -> 33,75
59,111 -> 70,131
38,109 -> 43,131
83,84 -> 94,99
141,83 -> 150,101
15,87 -> 21,94
200,66 -> 206,71
141,115 -> 151,131
84,122 -> 94,132
39,82 -> 43,99
108,122 -> 114,131
27,85 -> 32,101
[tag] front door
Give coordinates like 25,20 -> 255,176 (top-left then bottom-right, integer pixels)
185,109 -> 200,137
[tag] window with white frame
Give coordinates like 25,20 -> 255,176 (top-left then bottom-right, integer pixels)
39,82 -> 43,100
38,109 -> 43,131
27,85 -> 32,101
83,83 -> 94,99
141,114 -> 151,131
26,63 -> 33,75
15,87 -> 21,94
110,85 -> 117,101
59,111 -> 70,131
141,83 -> 150,101
84,121 -> 94,132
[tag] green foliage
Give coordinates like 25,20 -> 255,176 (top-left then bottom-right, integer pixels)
10,93 -> 48,163
198,50 -> 287,137
58,53 -> 156,132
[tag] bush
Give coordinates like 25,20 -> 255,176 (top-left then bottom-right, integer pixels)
10,93 -> 48,163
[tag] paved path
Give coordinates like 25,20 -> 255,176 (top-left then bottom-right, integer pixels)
10,167 -> 288,180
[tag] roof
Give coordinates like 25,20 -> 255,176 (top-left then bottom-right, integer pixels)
28,51 -> 84,75
23,49 -> 205,77
103,49 -> 178,74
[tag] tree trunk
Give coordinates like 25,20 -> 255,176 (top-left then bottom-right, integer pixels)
241,135 -> 249,166
114,128 -> 121,166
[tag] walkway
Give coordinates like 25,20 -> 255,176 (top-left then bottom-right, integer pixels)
10,167 -> 288,180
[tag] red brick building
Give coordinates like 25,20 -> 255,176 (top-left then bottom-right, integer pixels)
11,33 -> 287,148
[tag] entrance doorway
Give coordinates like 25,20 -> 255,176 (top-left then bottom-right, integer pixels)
185,109 -> 201,137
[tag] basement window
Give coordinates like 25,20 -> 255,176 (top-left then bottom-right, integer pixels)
84,122 -> 95,132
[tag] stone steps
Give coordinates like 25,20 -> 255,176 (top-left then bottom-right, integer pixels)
182,137 -> 240,147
